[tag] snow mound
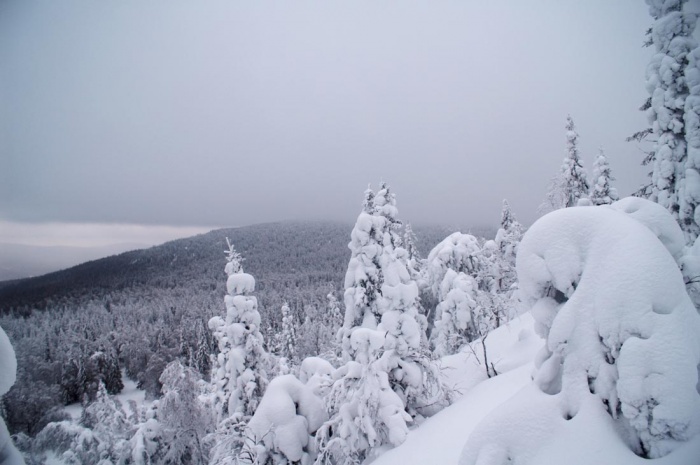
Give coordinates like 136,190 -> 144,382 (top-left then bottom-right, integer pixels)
462,204 -> 700,462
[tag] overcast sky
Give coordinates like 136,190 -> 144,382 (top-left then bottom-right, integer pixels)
0,0 -> 672,246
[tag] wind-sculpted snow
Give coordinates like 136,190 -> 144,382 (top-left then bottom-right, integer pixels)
461,204 -> 700,463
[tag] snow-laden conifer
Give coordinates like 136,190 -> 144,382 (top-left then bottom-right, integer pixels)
320,183 -> 450,462
208,239 -> 269,424
157,361 -> 214,464
589,147 -> 619,206
431,270 -> 478,357
645,0 -> 699,242
561,115 -> 590,207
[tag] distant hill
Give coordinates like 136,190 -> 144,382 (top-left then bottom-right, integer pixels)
0,221 -> 467,315
0,242 -> 149,281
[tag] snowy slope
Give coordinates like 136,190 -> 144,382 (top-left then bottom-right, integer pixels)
374,311 -> 700,465
373,313 -> 541,465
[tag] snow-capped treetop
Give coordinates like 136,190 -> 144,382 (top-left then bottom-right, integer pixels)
499,199 -> 516,231
561,115 -> 590,208
224,237 -> 244,276
517,203 -> 700,459
646,0 -> 684,19
374,182 -> 400,225
362,185 -> 376,214
495,199 -> 523,263
590,147 -> 619,206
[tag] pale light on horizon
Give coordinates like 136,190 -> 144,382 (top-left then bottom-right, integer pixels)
0,221 -> 219,248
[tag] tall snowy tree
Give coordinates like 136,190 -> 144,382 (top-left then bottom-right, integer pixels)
339,186 -> 384,360
208,239 -> 269,424
589,147 -> 619,206
644,0 -> 699,243
561,115 -> 590,207
321,183 -> 450,462
494,200 -> 523,314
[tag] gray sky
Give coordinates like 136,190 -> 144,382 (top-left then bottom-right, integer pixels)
0,0 -> 666,246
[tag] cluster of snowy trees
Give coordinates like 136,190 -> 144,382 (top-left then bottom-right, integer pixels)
540,115 -> 619,214
4,182 -> 522,464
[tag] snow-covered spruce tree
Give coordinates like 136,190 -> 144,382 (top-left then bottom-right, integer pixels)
538,173 -> 567,215
431,270 -> 478,357
154,361 -> 214,464
561,115 -> 590,207
589,147 -> 619,206
280,303 -> 298,363
518,204 -> 700,459
644,0 -> 699,243
339,186 -> 383,360
425,232 -> 482,354
494,199 -> 523,295
208,239 -> 270,458
403,223 -> 423,281
321,183 -> 450,462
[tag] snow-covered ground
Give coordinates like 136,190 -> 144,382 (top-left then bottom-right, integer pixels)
374,310 -> 700,465
373,313 -> 541,465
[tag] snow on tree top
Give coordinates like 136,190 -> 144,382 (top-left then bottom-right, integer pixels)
226,272 -> 255,296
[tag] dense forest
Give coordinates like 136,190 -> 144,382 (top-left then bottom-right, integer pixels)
0,221 -> 463,438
